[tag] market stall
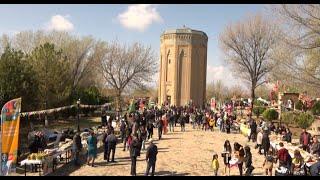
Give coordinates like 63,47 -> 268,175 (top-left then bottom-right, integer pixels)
20,147 -> 72,176
269,134 -> 318,175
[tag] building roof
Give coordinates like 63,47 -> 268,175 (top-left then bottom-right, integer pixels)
162,26 -> 208,38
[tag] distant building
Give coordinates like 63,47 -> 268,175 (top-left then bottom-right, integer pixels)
158,27 -> 208,107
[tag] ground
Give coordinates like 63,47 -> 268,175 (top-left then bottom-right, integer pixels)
42,123 -> 267,176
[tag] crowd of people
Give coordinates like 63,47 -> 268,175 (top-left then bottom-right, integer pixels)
67,101 -> 320,176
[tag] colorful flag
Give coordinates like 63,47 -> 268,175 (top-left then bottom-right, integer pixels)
128,99 -> 136,113
1,98 -> 22,176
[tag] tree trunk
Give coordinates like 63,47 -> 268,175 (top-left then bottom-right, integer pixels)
250,87 -> 255,118
116,90 -> 122,121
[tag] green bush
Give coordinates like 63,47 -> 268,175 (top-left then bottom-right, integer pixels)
253,106 -> 266,117
254,100 -> 264,106
262,109 -> 279,121
296,112 -> 315,129
295,100 -> 304,111
311,101 -> 320,116
281,111 -> 298,126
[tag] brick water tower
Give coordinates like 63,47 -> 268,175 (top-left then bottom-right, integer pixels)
158,27 -> 208,107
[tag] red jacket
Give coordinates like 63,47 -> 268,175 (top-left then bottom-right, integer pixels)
278,147 -> 289,162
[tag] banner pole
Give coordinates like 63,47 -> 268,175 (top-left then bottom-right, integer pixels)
0,110 -> 2,176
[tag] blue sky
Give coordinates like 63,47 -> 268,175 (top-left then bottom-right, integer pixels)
0,4 -> 266,87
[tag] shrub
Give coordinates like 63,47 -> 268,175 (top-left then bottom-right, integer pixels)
311,101 -> 320,116
295,112 -> 315,129
295,100 -> 304,111
262,109 -> 279,122
281,111 -> 298,126
254,100 -> 264,106
253,106 -> 266,117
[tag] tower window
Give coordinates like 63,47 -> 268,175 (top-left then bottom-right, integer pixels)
169,59 -> 171,64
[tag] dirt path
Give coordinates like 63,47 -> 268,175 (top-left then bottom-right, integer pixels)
45,124 -> 266,176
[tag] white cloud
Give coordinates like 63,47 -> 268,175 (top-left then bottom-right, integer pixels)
117,4 -> 163,32
207,65 -> 240,87
46,14 -> 74,32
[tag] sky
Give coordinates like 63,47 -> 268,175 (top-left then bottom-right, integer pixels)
0,4 -> 267,88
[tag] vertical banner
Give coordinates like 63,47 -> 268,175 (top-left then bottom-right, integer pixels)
210,98 -> 216,111
1,98 -> 22,176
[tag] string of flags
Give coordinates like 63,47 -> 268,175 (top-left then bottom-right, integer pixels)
20,103 -> 112,117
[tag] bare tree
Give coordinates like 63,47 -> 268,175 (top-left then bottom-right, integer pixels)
268,5 -> 320,94
271,4 -> 320,50
206,80 -> 229,103
219,14 -> 279,111
98,41 -> 158,111
227,84 -> 246,100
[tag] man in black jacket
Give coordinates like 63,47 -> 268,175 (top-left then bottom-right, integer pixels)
249,120 -> 257,142
106,130 -> 117,163
130,136 -> 141,176
169,112 -> 175,132
145,139 -> 158,176
158,119 -> 164,140
120,120 -> 126,143
244,146 -> 254,176
147,120 -> 154,140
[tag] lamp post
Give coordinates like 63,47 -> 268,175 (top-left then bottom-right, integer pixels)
77,99 -> 80,132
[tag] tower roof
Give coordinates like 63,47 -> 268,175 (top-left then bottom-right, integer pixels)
162,27 -> 208,38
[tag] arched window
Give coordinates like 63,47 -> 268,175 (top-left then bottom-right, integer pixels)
166,50 -> 170,82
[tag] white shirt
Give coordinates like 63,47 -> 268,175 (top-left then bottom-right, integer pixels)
257,132 -> 263,145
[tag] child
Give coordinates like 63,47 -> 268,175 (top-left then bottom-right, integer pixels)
263,150 -> 275,176
212,152 -> 219,176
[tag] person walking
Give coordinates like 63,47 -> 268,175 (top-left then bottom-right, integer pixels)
72,132 -> 82,166
261,131 -> 270,157
256,130 -> 263,155
106,130 -> 117,163
130,136 -> 141,176
87,131 -> 97,167
249,120 -> 257,142
190,112 -> 196,129
169,112 -> 175,132
145,139 -> 158,176
140,126 -> 148,151
234,142 -> 245,176
244,146 -> 254,176
211,152 -> 219,176
263,150 -> 275,176
103,130 -> 109,160
180,113 -> 186,132
147,120 -> 154,140
123,123 -> 132,151
120,119 -> 126,143
225,118 -> 231,134
157,118 -> 164,140
222,140 -> 232,175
